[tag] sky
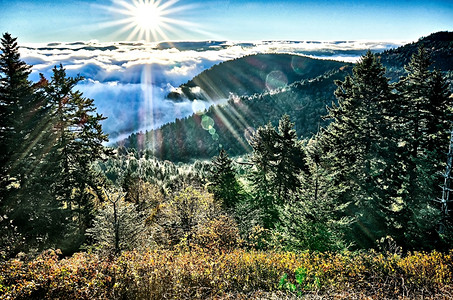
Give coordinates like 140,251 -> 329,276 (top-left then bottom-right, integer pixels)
0,0 -> 452,43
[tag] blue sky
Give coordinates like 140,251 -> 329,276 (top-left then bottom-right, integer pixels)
0,0 -> 452,43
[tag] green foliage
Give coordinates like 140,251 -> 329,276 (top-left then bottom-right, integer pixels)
279,267 -> 321,295
321,51 -> 401,248
0,34 -> 69,256
278,138 -> 350,252
0,34 -> 111,257
390,46 -> 452,249
247,115 -> 308,229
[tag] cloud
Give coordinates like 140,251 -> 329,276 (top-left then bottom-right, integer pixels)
19,40 -> 403,142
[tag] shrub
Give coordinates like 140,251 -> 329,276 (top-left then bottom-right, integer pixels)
190,215 -> 242,252
1,249 -> 452,299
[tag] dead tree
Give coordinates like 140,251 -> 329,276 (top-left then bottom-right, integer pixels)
435,127 -> 453,233
104,188 -> 126,254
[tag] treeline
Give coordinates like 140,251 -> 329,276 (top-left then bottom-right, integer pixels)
381,31 -> 453,71
0,33 -> 111,256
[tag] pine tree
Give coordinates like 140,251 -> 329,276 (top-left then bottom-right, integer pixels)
0,33 -> 33,194
274,115 -> 308,199
0,34 -> 76,255
41,65 -> 111,248
249,122 -> 279,228
279,138 -> 350,251
322,51 -> 397,248
208,149 -> 243,209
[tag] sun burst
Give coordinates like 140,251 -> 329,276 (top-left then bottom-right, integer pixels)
102,0 -> 197,42
133,2 -> 162,31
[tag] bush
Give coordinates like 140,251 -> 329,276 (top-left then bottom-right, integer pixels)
150,187 -> 222,248
190,215 -> 242,252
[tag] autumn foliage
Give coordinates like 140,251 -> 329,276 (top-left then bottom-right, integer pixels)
1,249 -> 453,299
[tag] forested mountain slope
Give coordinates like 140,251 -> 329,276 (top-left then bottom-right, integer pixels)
167,54 -> 349,101
380,31 -> 453,79
123,31 -> 453,162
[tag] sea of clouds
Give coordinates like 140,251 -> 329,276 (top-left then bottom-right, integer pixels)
19,40 -> 403,142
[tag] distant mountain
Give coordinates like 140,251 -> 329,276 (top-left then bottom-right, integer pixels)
156,41 -> 229,51
124,67 -> 352,162
167,54 -> 348,101
380,31 -> 453,74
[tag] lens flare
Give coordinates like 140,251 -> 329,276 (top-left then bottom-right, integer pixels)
265,70 -> 288,91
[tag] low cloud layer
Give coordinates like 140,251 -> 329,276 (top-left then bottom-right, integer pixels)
20,40 -> 403,142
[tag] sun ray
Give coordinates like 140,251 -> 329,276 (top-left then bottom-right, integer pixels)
96,0 -> 201,42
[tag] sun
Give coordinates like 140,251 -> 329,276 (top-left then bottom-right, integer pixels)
132,1 -> 163,32
103,0 -> 196,42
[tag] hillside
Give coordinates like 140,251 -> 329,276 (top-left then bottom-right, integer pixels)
167,54 -> 349,101
380,31 -> 453,74
125,67 -> 352,162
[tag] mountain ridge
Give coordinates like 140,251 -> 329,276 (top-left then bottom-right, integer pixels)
167,54 -> 350,101
380,31 -> 453,71
124,67 -> 352,162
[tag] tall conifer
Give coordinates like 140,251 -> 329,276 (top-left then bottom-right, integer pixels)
322,51 -> 396,248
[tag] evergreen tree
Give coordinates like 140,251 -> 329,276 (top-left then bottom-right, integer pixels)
41,65 -> 111,249
0,33 -> 69,256
0,60 -> 111,255
274,115 -> 308,199
279,138 -> 350,251
249,122 -> 279,228
394,46 -> 452,249
0,33 -> 33,196
322,51 -> 397,248
249,115 -> 308,229
208,149 -> 243,209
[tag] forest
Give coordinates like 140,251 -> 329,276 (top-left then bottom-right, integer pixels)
1,32 -> 453,299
